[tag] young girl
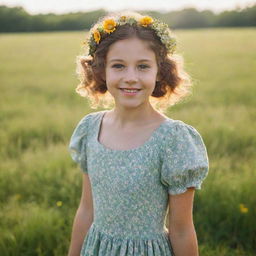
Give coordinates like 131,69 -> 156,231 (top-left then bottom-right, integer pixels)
68,11 -> 209,256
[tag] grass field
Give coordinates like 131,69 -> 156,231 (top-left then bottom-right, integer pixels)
0,28 -> 256,255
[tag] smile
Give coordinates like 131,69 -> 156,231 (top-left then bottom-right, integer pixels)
119,88 -> 141,95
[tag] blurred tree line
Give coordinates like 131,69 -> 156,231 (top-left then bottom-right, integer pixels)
0,4 -> 255,32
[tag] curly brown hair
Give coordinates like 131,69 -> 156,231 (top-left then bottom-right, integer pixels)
75,11 -> 193,114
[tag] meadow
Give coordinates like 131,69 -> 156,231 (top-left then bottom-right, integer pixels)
0,28 -> 255,255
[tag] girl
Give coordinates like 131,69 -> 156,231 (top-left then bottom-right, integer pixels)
68,11 -> 209,256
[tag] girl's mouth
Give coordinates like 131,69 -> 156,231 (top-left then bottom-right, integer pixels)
119,88 -> 141,96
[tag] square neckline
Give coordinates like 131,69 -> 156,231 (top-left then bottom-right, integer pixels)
95,110 -> 170,153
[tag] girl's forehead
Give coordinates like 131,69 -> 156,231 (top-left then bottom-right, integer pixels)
108,37 -> 151,51
106,38 -> 156,62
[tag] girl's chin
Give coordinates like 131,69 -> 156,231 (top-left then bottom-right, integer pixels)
115,99 -> 149,109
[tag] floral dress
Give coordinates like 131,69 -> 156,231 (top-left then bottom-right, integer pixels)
68,110 -> 209,256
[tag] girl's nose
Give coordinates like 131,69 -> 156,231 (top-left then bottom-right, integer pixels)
124,67 -> 138,84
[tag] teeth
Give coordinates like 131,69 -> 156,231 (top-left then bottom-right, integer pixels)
122,89 -> 139,93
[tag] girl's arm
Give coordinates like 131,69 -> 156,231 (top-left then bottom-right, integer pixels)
67,173 -> 94,256
168,187 -> 199,256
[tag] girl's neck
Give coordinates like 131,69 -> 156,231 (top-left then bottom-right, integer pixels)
107,104 -> 164,129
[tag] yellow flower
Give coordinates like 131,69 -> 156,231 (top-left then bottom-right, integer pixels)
103,19 -> 117,34
239,204 -> 248,214
93,29 -> 101,44
56,201 -> 63,207
139,16 -> 153,27
120,16 -> 127,21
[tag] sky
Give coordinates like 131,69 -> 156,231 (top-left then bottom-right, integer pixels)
1,0 -> 255,15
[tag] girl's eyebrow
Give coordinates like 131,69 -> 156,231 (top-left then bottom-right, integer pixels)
109,59 -> 153,63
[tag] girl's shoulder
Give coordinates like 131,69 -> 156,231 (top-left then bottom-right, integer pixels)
76,110 -> 103,126
163,117 -> 201,137
70,110 -> 103,139
160,117 -> 206,150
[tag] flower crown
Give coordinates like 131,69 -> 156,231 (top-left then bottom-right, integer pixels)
85,15 -> 177,57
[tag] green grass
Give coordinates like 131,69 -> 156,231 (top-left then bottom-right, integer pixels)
0,28 -> 255,255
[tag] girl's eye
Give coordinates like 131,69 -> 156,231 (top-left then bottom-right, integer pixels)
112,64 -> 124,69
138,64 -> 150,69
111,64 -> 150,69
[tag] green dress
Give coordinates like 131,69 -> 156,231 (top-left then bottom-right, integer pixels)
68,110 -> 209,256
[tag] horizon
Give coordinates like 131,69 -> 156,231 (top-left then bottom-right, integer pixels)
0,0 -> 255,15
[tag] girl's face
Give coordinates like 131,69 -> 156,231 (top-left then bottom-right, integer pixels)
105,37 -> 159,110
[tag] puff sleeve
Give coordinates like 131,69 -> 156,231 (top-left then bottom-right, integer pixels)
160,122 -> 209,195
68,114 -> 91,173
